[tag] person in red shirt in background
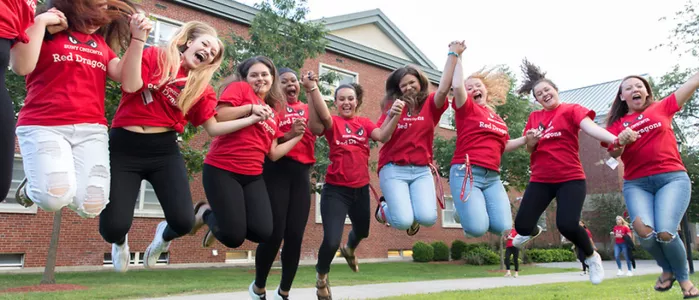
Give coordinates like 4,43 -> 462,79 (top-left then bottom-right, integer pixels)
373,41 -> 462,237
612,216 -> 633,277
503,227 -> 519,278
572,220 -> 596,276
11,0 -> 136,217
0,0 -> 39,201
252,68 -> 317,300
305,73 -> 403,299
447,55 -> 532,240
99,20 -> 262,273
510,59 -> 638,286
604,73 -> 699,298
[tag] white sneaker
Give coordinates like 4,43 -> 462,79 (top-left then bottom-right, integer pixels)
273,286 -> 288,300
580,271 -> 586,276
617,269 -> 624,276
626,270 -> 633,277
143,221 -> 171,269
111,235 -> 130,273
374,201 -> 388,226
249,281 -> 266,299
512,225 -> 542,249
584,252 -> 605,285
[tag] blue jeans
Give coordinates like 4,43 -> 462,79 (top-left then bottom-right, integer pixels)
378,164 -> 437,230
623,171 -> 691,281
449,164 -> 512,237
614,243 -> 632,271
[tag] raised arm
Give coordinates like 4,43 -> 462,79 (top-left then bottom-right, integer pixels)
201,114 -> 263,137
674,70 -> 699,109
268,134 -> 304,161
434,41 -> 466,109
370,100 -> 405,143
10,9 -> 67,75
119,13 -> 152,91
301,71 -> 332,135
452,57 -> 468,109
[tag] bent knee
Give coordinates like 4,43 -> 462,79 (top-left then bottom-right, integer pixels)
463,222 -> 489,238
167,216 -> 195,237
218,233 -> 246,248
78,166 -> 111,217
632,217 -> 654,238
390,215 -> 415,230
657,231 -> 675,242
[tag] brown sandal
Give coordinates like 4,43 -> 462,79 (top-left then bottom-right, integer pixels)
316,277 -> 332,300
340,247 -> 359,272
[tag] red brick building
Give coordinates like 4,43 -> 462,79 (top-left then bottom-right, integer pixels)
0,0 -> 564,269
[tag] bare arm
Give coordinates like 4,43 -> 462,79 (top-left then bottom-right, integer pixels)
434,41 -> 465,109
674,70 -> 699,109
504,136 -> 527,152
370,115 -> 400,143
268,134 -> 304,161
452,57 -> 467,109
9,12 -> 63,75
579,117 -> 617,145
215,104 -> 254,122
301,72 -> 332,135
118,37 -> 147,92
200,115 -> 260,137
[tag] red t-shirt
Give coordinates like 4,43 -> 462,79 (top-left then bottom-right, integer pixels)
451,95 -> 510,171
204,82 -> 284,175
377,93 -> 447,172
613,225 -> 631,244
279,101 -> 316,164
506,229 -> 517,248
605,94 -> 686,180
324,115 -> 378,188
0,0 -> 36,43
112,47 -> 217,133
18,31 -> 117,127
523,103 -> 595,183
585,228 -> 593,240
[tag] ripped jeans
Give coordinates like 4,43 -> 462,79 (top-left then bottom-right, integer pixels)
623,171 -> 691,282
16,124 -> 110,218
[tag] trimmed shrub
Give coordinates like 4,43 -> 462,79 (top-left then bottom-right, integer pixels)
431,241 -> 450,261
463,247 -> 499,265
693,251 -> 699,260
451,240 -> 467,260
632,247 -> 653,260
526,249 -> 576,263
412,242 -> 434,263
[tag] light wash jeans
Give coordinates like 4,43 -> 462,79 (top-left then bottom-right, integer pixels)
614,242 -> 632,271
16,124 -> 110,218
449,164 -> 512,237
623,171 -> 691,281
378,163 -> 437,230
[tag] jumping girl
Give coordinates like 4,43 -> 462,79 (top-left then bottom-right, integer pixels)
305,72 -> 403,300
12,0 -> 135,217
1,0 -> 40,201
511,59 -> 638,285
605,73 -> 699,297
373,41 -> 464,236
192,57 -> 303,280
447,57 -> 532,238
251,68 -> 317,300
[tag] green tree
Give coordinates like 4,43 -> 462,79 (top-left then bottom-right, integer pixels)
682,147 -> 699,222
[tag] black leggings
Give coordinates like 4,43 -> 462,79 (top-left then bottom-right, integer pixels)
577,247 -> 588,271
0,39 -> 15,200
202,163 -> 273,248
100,128 -> 194,245
255,157 -> 312,292
514,180 -> 594,256
316,183 -> 370,275
505,247 -> 519,271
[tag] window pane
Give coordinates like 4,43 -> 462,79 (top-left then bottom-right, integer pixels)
142,181 -> 162,211
157,22 -> 179,45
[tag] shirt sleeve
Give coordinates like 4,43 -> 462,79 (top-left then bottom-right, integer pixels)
218,82 -> 254,107
569,104 -> 596,129
274,113 -> 285,139
185,85 -> 218,127
362,117 -> 379,137
124,47 -> 157,94
659,93 -> 681,117
428,92 -> 449,122
376,109 -> 388,127
323,116 -> 336,140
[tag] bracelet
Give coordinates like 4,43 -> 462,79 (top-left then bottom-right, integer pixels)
306,86 -> 318,93
448,51 -> 459,58
131,37 -> 146,43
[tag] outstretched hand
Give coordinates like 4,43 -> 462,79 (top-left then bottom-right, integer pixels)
300,71 -> 319,91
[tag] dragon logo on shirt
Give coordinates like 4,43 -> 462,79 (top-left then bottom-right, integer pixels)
67,33 -> 98,48
637,114 -> 644,120
623,121 -> 630,127
538,122 -> 546,132
298,109 -> 305,116
345,123 -> 352,134
286,106 -> 294,113
356,126 -> 364,136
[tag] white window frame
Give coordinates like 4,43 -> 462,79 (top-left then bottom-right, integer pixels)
146,14 -> 183,47
134,180 -> 165,218
318,64 -> 359,101
314,183 -> 351,224
1,155 -> 38,214
224,250 -> 256,264
103,251 -> 168,267
0,253 -> 24,269
441,195 -> 461,228
438,97 -> 455,130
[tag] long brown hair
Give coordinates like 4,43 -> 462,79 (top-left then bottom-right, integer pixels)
46,0 -> 137,52
516,58 -> 558,100
222,56 -> 285,112
382,65 -> 430,113
605,75 -> 654,128
156,21 -> 225,114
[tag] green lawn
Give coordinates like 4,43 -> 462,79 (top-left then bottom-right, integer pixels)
0,262 -> 574,300
378,273 -> 699,300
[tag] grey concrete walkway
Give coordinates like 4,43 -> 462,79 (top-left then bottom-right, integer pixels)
144,260 -> 694,300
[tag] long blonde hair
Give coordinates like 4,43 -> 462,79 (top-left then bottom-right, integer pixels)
468,67 -> 510,109
156,21 -> 224,114
616,216 -> 630,227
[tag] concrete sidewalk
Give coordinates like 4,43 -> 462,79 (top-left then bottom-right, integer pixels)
145,260 -> 687,300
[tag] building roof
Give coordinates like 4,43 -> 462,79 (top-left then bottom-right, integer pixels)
559,74 -> 648,122
169,0 -> 443,82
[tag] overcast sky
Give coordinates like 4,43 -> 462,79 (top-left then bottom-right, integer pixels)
236,0 -> 696,91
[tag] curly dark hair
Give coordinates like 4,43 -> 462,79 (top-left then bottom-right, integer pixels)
516,58 -> 558,100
